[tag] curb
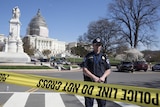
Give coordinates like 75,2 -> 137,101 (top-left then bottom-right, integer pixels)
0,68 -> 82,73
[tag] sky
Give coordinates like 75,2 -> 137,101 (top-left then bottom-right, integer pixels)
0,0 -> 160,50
0,0 -> 111,43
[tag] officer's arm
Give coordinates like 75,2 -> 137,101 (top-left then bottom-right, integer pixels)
83,67 -> 99,82
99,69 -> 111,82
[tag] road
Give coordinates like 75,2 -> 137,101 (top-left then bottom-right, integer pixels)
0,67 -> 160,107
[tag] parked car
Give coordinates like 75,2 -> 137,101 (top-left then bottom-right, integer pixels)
152,63 -> 160,71
117,61 -> 134,72
56,58 -> 71,65
39,58 -> 49,62
133,61 -> 148,71
31,57 -> 40,62
56,60 -> 71,65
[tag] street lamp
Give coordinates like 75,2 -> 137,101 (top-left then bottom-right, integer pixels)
149,55 -> 151,69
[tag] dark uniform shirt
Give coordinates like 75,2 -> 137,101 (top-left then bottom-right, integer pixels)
83,51 -> 110,83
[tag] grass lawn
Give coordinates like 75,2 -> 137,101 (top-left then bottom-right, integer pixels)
0,57 -> 120,69
0,65 -> 52,69
0,64 -> 79,70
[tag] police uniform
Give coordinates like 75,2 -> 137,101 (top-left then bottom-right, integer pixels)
83,52 -> 110,82
83,38 -> 111,107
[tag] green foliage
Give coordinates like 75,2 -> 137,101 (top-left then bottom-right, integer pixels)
109,57 -> 121,66
66,57 -> 83,64
67,57 -> 120,65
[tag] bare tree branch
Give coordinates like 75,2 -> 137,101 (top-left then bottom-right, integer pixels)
109,0 -> 160,49
86,18 -> 121,54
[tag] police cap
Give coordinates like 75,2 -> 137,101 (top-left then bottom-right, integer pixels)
92,37 -> 102,45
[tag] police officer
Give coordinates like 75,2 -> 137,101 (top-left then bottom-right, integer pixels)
82,37 -> 111,107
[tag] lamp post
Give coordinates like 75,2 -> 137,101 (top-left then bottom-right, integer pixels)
73,48 -> 75,64
149,55 -> 152,69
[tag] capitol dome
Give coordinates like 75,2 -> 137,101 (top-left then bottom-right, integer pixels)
27,9 -> 49,37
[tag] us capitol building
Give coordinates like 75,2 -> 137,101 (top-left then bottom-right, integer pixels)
25,9 -> 66,58
0,8 -> 66,60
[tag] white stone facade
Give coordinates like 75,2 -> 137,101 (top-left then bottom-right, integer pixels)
27,35 -> 66,56
39,26 -> 49,37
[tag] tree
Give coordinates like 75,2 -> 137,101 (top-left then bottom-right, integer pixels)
109,0 -> 160,48
71,46 -> 89,57
142,50 -> 160,62
42,49 -> 51,58
85,18 -> 121,54
0,45 -> 3,51
22,36 -> 35,56
116,43 -> 129,54
78,33 -> 88,44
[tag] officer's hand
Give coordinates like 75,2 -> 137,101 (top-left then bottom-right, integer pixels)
99,77 -> 105,82
93,76 -> 100,82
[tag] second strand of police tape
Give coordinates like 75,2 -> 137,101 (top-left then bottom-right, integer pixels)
0,72 -> 159,107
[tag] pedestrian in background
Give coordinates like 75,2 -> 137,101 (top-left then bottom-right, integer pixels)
82,37 -> 111,107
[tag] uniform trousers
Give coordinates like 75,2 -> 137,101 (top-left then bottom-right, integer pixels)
85,96 -> 106,107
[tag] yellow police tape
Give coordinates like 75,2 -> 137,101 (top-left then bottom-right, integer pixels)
0,71 -> 159,107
